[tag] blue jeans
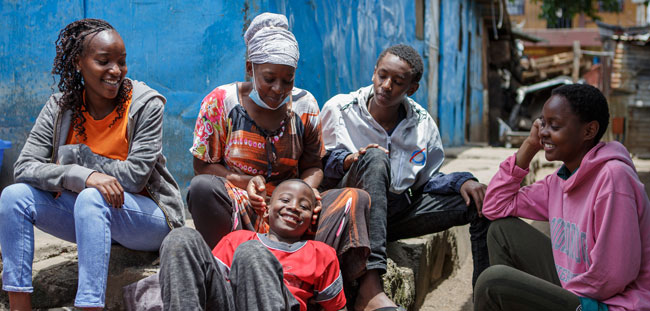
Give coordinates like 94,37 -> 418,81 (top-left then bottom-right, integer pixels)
0,183 -> 171,308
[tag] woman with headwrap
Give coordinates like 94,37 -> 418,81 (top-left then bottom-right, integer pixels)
156,13 -> 370,310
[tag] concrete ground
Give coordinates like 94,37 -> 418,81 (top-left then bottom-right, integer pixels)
1,146 -> 649,310
419,146 -> 519,311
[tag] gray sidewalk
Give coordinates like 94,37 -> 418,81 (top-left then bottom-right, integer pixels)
420,146 -> 520,311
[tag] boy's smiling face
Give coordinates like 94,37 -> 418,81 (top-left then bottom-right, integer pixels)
264,180 -> 315,244
539,95 -> 597,172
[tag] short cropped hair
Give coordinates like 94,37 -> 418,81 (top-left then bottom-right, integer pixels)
272,179 -> 316,206
551,84 -> 610,143
377,44 -> 424,83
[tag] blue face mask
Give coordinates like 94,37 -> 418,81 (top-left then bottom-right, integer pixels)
249,66 -> 291,110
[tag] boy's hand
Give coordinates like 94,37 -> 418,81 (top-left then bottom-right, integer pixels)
246,175 -> 267,214
460,180 -> 486,217
343,144 -> 389,171
86,172 -> 124,208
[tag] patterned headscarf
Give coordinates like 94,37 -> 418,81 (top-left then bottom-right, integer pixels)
244,12 -> 299,68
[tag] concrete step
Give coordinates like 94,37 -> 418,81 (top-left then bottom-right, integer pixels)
1,227 -> 463,311
383,225 -> 470,311
0,244 -> 159,310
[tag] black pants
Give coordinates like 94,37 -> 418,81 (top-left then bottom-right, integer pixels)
321,148 -> 490,285
474,218 -> 582,311
159,227 -> 299,311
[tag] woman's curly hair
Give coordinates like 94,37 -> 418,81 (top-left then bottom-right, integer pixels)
52,18 -> 132,141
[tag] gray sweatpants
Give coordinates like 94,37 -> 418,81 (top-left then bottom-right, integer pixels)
159,227 -> 300,311
474,218 -> 581,311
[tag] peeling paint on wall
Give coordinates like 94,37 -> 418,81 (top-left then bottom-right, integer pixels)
437,0 -> 484,146
1,0 -> 434,196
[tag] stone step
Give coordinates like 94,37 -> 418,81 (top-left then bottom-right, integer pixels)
1,228 -> 463,311
0,245 -> 159,310
383,226 -> 469,311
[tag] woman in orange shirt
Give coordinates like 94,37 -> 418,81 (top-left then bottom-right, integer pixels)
0,19 -> 184,310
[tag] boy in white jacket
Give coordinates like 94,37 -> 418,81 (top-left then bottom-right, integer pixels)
320,44 -> 489,310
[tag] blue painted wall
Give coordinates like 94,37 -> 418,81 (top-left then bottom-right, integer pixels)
467,0 -> 485,142
437,0 -> 485,146
438,0 -> 468,146
1,0 -> 85,189
0,0 -> 436,193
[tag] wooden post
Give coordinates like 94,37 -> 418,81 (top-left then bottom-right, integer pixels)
572,40 -> 581,82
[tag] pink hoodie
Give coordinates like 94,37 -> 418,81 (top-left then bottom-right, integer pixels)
483,141 -> 650,311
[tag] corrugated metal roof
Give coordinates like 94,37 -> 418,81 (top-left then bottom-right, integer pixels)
597,21 -> 650,44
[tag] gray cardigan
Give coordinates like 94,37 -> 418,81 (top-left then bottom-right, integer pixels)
14,79 -> 185,229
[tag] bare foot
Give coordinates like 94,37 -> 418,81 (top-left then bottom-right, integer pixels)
8,292 -> 32,311
354,270 -> 397,311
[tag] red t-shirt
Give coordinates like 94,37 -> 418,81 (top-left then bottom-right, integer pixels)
212,230 -> 346,311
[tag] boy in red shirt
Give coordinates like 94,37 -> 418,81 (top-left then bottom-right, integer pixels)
159,179 -> 346,311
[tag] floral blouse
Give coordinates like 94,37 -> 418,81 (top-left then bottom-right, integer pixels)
190,83 -> 324,192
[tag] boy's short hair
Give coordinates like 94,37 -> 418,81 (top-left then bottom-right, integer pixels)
551,84 -> 610,143
273,179 -> 315,206
376,44 -> 424,83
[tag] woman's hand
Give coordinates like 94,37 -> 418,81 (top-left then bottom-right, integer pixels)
85,172 -> 124,208
307,188 -> 323,234
246,175 -> 267,214
343,144 -> 389,171
516,118 -> 543,169
525,118 -> 543,152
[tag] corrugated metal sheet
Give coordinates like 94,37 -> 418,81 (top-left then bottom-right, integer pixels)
438,0 -> 485,146
439,0 -> 468,146
1,0 -> 447,191
467,0 -> 486,143
603,28 -> 650,155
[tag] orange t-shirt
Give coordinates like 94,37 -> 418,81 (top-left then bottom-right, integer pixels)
65,100 -> 131,160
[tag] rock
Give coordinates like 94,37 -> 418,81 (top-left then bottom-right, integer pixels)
383,258 -> 416,308
104,247 -> 159,310
0,245 -> 159,310
382,230 -> 462,311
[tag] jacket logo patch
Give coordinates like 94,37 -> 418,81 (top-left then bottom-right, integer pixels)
409,148 -> 426,165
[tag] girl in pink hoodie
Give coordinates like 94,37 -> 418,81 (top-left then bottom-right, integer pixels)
476,84 -> 650,311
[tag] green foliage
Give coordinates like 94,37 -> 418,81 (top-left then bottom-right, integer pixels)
530,0 -> 622,28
